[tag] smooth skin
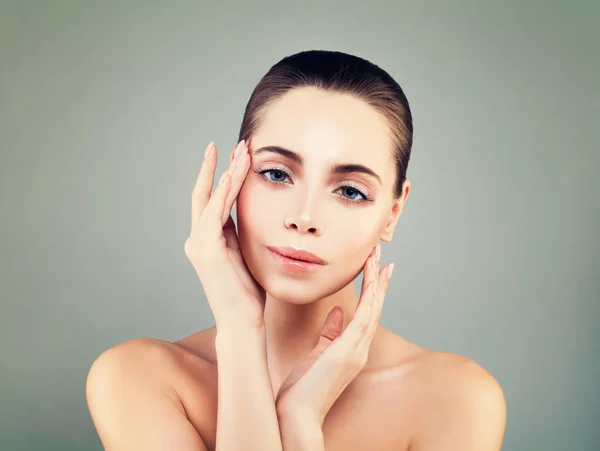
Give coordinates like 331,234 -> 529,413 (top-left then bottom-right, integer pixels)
86,87 -> 507,450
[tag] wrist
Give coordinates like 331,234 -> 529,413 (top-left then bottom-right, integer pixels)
276,387 -> 325,426
215,315 -> 265,336
278,413 -> 324,451
276,402 -> 321,427
215,320 -> 266,347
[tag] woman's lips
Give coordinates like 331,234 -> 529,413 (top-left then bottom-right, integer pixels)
268,248 -> 325,274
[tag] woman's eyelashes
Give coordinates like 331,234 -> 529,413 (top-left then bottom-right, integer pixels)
253,165 -> 374,205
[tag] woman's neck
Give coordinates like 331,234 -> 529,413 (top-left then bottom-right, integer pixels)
263,281 -> 359,397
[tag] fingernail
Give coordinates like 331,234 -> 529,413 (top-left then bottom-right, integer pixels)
236,146 -> 248,167
218,172 -> 227,185
204,142 -> 214,160
236,139 -> 246,156
376,243 -> 381,261
387,263 -> 394,279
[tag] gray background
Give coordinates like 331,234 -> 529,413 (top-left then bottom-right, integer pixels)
1,1 -> 598,450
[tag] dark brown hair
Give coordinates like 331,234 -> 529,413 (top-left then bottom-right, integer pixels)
237,50 -> 413,199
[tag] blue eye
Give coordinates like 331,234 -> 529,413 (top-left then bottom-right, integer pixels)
339,186 -> 363,201
255,167 -> 372,204
264,169 -> 289,183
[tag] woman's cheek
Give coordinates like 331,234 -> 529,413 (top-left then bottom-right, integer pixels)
238,183 -> 273,236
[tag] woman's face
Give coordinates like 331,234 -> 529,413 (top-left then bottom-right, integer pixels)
236,86 -> 408,303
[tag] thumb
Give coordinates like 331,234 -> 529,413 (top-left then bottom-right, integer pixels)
277,306 -> 345,399
312,306 -> 344,355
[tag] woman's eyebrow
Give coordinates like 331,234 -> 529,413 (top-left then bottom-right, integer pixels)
252,145 -> 382,185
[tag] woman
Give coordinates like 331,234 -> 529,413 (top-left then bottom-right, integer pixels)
86,50 -> 506,450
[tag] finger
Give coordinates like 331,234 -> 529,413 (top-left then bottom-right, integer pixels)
319,306 -> 345,343
221,140 -> 251,224
368,260 -> 386,325
344,280 -> 377,344
191,141 -> 218,232
355,242 -> 380,316
217,139 -> 244,186
360,246 -> 377,295
213,140 -> 244,224
363,263 -> 393,345
375,263 -> 393,317
204,171 -> 232,238
346,243 -> 381,342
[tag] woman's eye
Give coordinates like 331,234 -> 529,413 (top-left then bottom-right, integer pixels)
263,169 -> 289,182
257,168 -> 371,204
338,186 -> 365,200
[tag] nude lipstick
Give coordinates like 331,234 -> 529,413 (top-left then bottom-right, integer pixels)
267,246 -> 327,274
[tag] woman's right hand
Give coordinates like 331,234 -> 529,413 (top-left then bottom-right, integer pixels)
184,139 -> 266,330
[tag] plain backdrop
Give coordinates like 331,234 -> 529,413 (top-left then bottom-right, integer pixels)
1,1 -> 598,450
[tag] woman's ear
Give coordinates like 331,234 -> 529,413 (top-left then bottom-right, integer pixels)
380,180 -> 410,242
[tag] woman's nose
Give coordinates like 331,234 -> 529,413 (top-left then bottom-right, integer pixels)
284,214 -> 323,236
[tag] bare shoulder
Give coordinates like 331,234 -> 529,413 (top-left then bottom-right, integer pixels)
414,349 -> 506,408
86,334 -> 219,450
87,330 -> 218,383
406,349 -> 507,450
411,349 -> 505,393
356,328 -> 505,450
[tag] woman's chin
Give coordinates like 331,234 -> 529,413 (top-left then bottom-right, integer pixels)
261,275 -> 351,306
264,285 -> 320,305
258,276 -> 324,304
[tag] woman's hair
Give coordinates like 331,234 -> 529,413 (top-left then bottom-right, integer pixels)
237,49 -> 413,199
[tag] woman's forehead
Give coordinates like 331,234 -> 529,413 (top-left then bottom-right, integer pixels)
253,88 -> 392,161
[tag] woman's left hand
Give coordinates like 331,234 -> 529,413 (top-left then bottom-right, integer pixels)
274,242 -> 394,426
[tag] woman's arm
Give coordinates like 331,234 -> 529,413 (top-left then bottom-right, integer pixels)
216,323 -> 329,451
277,413 -> 325,451
214,322 -> 283,451
186,140 -> 281,449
